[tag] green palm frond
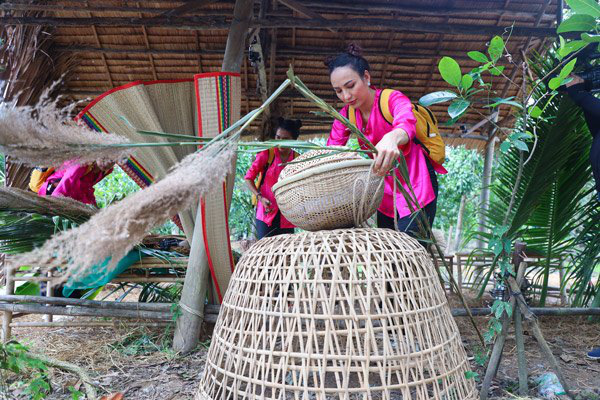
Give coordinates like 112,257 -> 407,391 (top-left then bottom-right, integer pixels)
470,49 -> 599,304
0,211 -> 76,254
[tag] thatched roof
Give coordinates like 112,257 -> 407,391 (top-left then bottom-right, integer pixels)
1,0 -> 560,150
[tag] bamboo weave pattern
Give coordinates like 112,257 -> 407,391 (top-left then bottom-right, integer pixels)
198,229 -> 476,399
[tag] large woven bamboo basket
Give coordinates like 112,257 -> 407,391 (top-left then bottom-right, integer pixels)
197,229 -> 477,400
272,150 -> 384,231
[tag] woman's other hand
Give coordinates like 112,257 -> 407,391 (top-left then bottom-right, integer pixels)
260,196 -> 272,214
373,129 -> 408,176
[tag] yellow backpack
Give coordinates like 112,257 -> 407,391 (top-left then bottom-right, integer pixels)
28,167 -> 55,193
251,148 -> 276,206
348,88 -> 446,166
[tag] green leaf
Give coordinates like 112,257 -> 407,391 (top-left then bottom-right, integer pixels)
461,74 -> 474,90
488,36 -> 505,62
493,225 -> 509,236
581,32 -> 600,43
494,301 -> 504,319
419,90 -> 458,106
468,51 -> 489,63
559,58 -> 578,79
489,65 -> 505,76
500,140 -> 511,153
549,76 -> 564,90
557,14 -> 597,33
504,302 -> 513,318
558,40 -> 589,58
14,282 -> 41,296
565,0 -> 600,18
485,97 -> 523,109
530,106 -> 543,118
483,329 -> 495,343
448,99 -> 470,119
512,140 -> 529,152
438,56 -> 462,87
465,370 -> 479,380
490,238 -> 503,256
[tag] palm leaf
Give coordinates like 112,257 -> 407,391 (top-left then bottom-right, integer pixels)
469,49 -> 599,304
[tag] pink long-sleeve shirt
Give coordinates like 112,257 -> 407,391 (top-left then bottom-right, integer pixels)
328,88 -> 446,218
244,148 -> 296,228
38,160 -> 112,206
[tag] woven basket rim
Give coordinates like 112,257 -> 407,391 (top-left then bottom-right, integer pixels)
272,158 -> 376,192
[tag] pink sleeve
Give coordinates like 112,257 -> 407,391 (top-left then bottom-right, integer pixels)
244,150 -> 269,180
388,90 -> 417,155
327,106 -> 351,146
52,164 -> 90,198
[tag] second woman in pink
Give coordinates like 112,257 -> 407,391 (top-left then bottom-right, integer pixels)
245,118 -> 302,239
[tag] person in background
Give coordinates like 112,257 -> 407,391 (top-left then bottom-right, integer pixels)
564,75 -> 600,361
326,43 -> 446,239
245,117 -> 302,239
37,160 -> 113,206
565,75 -> 600,202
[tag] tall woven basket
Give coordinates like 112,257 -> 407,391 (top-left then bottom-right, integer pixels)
197,229 -> 477,399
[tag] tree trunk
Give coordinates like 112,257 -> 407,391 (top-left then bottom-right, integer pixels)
172,0 -> 254,354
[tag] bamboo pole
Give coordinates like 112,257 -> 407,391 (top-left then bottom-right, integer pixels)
451,307 -> 600,317
0,303 -> 171,320
0,295 -> 173,311
0,16 -> 558,37
506,275 -> 574,398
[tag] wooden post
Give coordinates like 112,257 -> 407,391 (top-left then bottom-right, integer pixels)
2,266 -> 15,342
172,0 -> 254,354
477,131 -> 498,249
44,270 -> 53,323
506,276 -> 574,398
453,194 -> 466,252
513,263 -> 528,396
480,243 -> 526,400
446,224 -> 453,253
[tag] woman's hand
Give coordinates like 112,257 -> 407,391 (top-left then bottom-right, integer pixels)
566,74 -> 584,87
373,129 -> 409,176
260,196 -> 273,214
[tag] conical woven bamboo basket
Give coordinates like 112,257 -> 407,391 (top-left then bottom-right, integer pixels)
197,229 -> 477,400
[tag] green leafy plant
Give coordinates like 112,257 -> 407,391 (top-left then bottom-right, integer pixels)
556,0 -> 600,59
0,341 -> 51,400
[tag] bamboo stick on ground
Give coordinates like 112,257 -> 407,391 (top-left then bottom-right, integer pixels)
514,266 -> 529,396
0,303 -> 171,320
0,295 -> 173,312
480,259 -> 527,400
506,275 -> 574,398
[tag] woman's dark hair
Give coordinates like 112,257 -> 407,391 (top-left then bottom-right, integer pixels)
324,43 -> 370,76
276,117 -> 302,139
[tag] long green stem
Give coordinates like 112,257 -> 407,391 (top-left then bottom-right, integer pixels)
288,67 -> 485,345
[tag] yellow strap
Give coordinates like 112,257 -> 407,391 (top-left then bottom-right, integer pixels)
379,88 -> 394,125
348,106 -> 356,126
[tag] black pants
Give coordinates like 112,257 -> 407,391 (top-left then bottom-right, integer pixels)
256,212 -> 294,239
377,158 -> 439,240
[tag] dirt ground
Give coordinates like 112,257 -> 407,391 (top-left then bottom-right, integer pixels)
3,291 -> 600,400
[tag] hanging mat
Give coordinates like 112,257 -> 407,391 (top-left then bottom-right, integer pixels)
76,73 -> 241,302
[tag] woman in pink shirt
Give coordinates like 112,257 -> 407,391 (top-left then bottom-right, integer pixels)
38,160 -> 113,206
245,118 -> 302,239
326,44 -> 446,239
